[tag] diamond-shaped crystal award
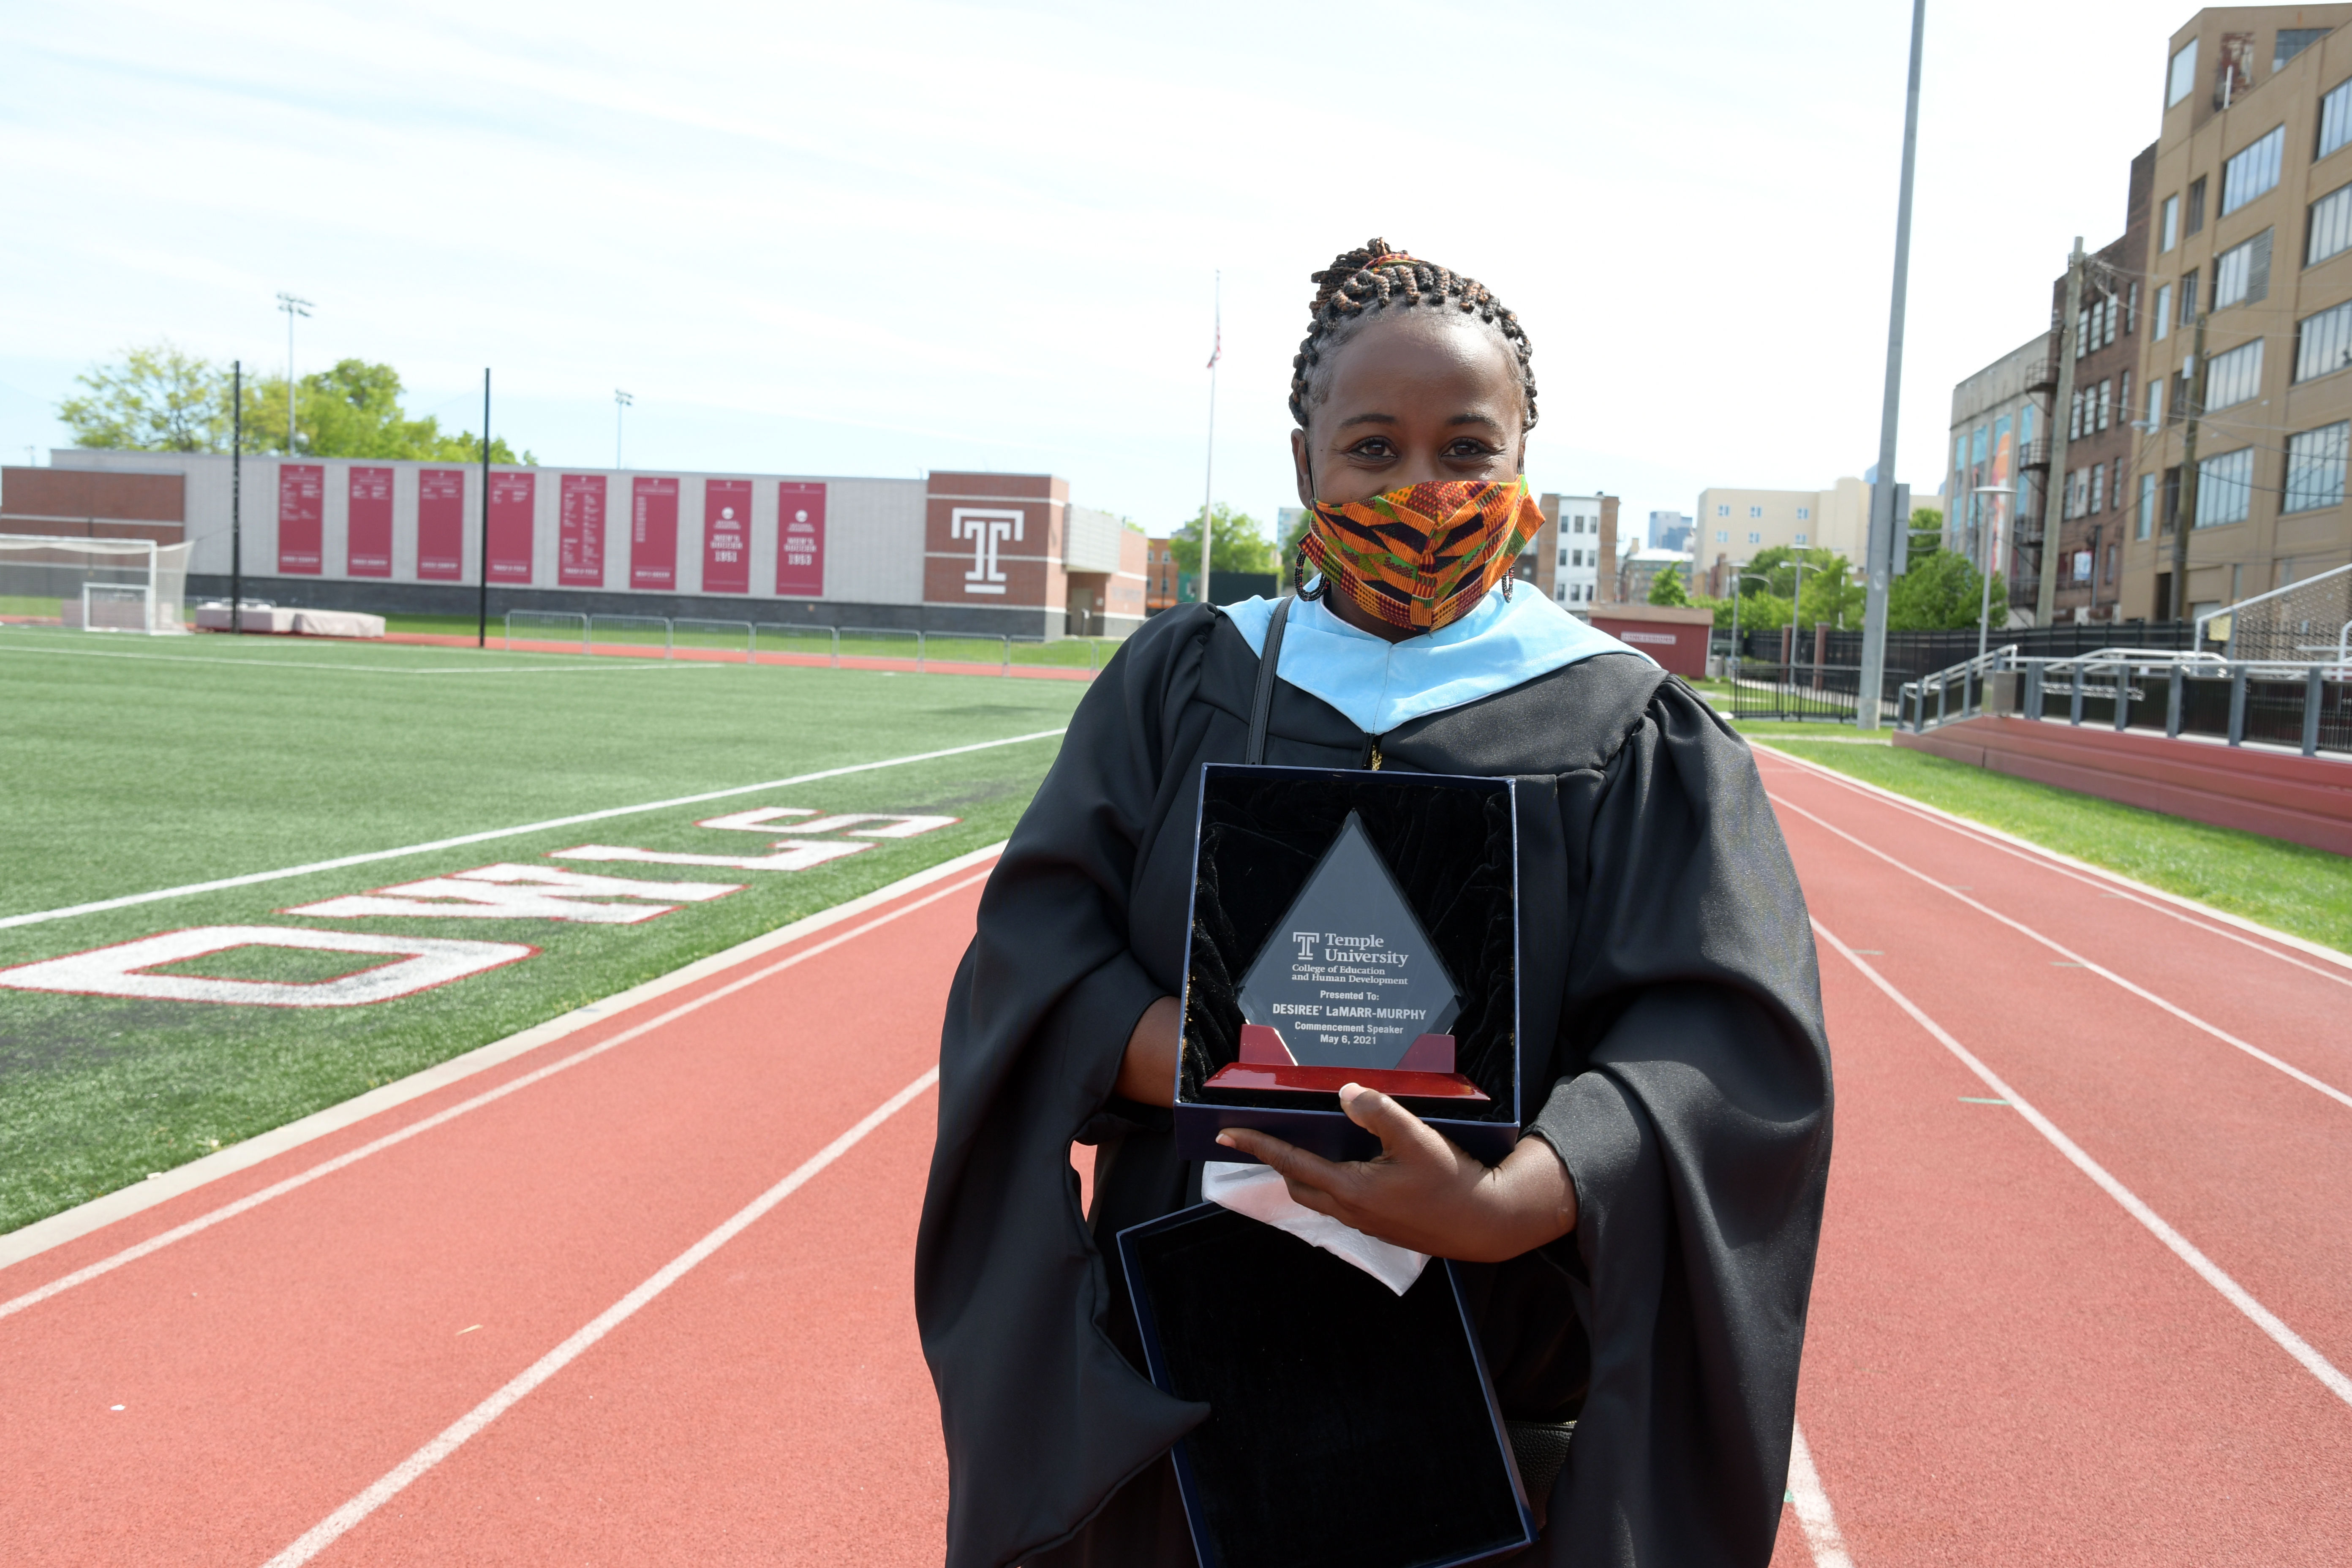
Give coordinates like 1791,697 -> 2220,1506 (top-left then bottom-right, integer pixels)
1203,811 -> 1487,1100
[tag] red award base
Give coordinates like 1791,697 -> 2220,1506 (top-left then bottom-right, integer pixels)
1202,1025 -> 1491,1102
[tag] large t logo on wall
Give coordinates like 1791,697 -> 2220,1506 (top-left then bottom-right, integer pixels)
951,508 -> 1023,596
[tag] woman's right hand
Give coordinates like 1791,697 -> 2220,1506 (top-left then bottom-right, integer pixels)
1113,995 -> 1181,1108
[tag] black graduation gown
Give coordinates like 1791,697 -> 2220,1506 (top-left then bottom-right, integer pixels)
914,603 -> 1832,1568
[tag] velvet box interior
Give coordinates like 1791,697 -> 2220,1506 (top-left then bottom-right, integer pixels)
1175,764 -> 1519,1165
1118,1202 -> 1534,1568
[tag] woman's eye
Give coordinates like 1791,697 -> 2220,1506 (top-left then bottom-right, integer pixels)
1348,438 -> 1395,459
1446,440 -> 1499,459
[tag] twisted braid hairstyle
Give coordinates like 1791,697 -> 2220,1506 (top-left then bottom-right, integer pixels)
1287,238 -> 1538,433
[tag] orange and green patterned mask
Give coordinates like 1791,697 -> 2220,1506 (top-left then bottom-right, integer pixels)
1300,477 -> 1543,634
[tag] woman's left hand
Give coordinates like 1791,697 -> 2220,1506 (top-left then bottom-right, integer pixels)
1214,1084 -> 1578,1262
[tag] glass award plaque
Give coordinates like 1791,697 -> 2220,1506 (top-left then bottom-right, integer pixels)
1176,764 -> 1520,1165
1205,811 -> 1485,1100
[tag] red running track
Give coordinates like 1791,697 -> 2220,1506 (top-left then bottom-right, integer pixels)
5,758 -> 2349,1565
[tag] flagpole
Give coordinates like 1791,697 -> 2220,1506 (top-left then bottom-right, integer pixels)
1198,270 -> 1219,604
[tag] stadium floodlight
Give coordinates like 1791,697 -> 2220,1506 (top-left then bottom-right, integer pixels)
276,292 -> 313,452
0,535 -> 191,634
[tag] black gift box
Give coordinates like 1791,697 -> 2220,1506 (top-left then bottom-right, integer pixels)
1117,1202 -> 1537,1568
1174,764 -> 1521,1165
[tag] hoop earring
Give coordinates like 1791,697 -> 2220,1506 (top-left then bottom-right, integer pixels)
1294,544 -> 1328,600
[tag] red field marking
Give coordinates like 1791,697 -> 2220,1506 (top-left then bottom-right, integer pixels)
1767,754 -> 2352,1563
0,874 -> 983,1566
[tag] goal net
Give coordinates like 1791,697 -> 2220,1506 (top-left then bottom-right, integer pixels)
2206,561 -> 2352,664
0,535 -> 190,635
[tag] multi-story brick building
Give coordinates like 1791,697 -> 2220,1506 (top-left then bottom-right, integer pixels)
1144,536 -> 1179,614
1946,338 -> 2049,618
2130,6 -> 2352,620
2047,145 -> 2158,623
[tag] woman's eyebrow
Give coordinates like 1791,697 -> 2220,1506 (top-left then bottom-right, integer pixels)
1335,411 -> 1399,430
1446,413 -> 1507,430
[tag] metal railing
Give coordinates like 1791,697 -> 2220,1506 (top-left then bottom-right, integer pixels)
1900,644 -> 2352,758
587,612 -> 671,656
495,610 -> 1108,678
504,609 -> 589,651
673,617 -> 756,663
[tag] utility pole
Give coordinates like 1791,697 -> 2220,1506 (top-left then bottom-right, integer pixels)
2037,239 -> 2086,626
614,389 -> 633,470
477,369 -> 492,649
231,360 -> 242,635
1198,270 -> 1220,605
1856,0 -> 1927,730
2170,313 -> 2208,621
275,292 -> 312,453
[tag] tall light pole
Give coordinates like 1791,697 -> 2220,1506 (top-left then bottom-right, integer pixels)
275,292 -> 312,453
1198,270 -> 1220,604
1856,0 -> 1928,730
1974,482 -> 2016,660
614,389 -> 633,470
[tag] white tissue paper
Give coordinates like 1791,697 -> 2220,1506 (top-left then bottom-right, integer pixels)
1201,1159 -> 1430,1295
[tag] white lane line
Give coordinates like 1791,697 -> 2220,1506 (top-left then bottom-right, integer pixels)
0,641 -> 687,675
1752,742 -> 2352,985
0,729 -> 1064,932
256,1064 -> 939,1568
0,844 -> 1005,1270
1786,1421 -> 1855,1568
1813,917 -> 2352,1410
1772,792 -> 2352,1114
0,870 -> 988,1321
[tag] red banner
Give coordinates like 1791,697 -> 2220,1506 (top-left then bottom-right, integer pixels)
559,474 -> 606,587
417,470 -> 466,581
776,482 -> 826,597
276,464 -> 324,575
702,479 -> 751,594
347,466 -> 393,578
488,471 -> 536,584
632,477 -> 678,590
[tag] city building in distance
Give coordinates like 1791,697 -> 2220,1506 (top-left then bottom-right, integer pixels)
1947,335 -> 2050,626
1690,479 -> 1876,596
1541,492 -> 1610,610
1647,510 -> 1693,552
2129,6 -> 2352,618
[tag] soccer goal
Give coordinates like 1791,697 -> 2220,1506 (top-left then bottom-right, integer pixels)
2202,561 -> 2352,664
0,535 -> 190,635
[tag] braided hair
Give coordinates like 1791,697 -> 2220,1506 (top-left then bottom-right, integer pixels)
1288,238 -> 1538,432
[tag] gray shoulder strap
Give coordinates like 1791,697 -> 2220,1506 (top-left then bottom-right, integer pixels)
1244,596 -> 1294,766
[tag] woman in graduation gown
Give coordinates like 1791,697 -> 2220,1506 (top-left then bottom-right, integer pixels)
916,240 -> 1832,1568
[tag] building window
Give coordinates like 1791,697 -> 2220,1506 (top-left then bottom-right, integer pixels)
2326,78 -> 2352,161
2148,375 -> 2166,428
2137,472 -> 2156,539
2069,392 -> 2082,439
1748,505 -> 1762,518
2187,176 -> 2207,235
1715,504 -> 1729,517
2161,194 -> 2180,251
2099,378 -> 2113,430
2154,283 -> 2172,340
2223,127 -> 2285,214
1748,531 -> 1761,544
2311,183 -> 2352,267
1715,528 -> 1728,543
2297,297 -> 2352,380
2215,229 -> 2274,306
2279,28 -> 2330,71
1794,533 -> 1808,545
1796,506 -> 1810,519
2168,38 -> 2199,106
2196,447 -> 2254,526
2204,339 -> 2264,408
2179,270 -> 2200,322
2284,421 -> 2350,511
2090,463 -> 2104,514
2119,371 -> 2132,424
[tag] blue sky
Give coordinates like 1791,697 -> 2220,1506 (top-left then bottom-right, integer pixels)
2,0 -> 2200,538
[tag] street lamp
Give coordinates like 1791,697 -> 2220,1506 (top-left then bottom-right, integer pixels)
275,292 -> 312,453
1971,482 -> 2017,661
614,389 -> 633,470
1726,565 -> 1776,697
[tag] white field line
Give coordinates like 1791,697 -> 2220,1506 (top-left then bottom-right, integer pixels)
0,641 -> 682,674
0,728 -> 1064,932
1771,792 -> 2352,1115
257,1064 -> 939,1568
1786,1421 -> 1856,1568
1751,740 -> 2352,981
1813,917 -> 2352,1410
0,844 -> 1006,1269
0,869 -> 989,1321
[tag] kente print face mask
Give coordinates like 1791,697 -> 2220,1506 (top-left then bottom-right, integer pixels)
1299,477 -> 1544,634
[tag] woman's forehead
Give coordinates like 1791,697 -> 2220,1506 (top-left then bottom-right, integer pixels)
1317,313 -> 1524,416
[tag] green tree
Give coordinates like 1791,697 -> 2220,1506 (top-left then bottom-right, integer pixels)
1647,562 -> 1689,605
1887,547 -> 1986,630
237,360 -> 533,463
1169,503 -> 1279,576
57,341 -> 232,452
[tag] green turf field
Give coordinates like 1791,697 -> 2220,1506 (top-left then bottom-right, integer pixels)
0,625 -> 1087,1232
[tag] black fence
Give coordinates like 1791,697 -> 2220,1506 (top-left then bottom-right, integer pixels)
1726,620 -> 2200,680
